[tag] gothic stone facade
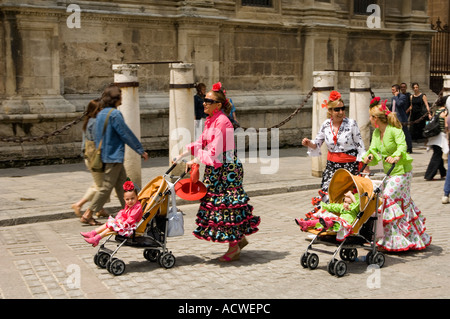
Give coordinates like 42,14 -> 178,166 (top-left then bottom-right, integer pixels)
0,0 -> 433,165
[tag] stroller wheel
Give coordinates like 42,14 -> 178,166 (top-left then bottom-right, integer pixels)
300,252 -> 309,268
94,252 -> 110,269
159,252 -> 176,269
333,260 -> 347,277
347,249 -> 358,262
327,259 -> 337,275
365,251 -> 374,265
143,249 -> 160,262
306,253 -> 319,270
371,252 -> 385,268
339,248 -> 358,262
339,249 -> 349,261
107,258 -> 126,276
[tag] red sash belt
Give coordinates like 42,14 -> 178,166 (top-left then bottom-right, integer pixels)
327,152 -> 357,163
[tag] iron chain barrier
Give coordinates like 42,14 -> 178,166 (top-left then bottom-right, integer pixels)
0,86 -> 445,143
0,111 -> 87,144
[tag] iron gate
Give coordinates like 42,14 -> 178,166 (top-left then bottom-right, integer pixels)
430,18 -> 450,94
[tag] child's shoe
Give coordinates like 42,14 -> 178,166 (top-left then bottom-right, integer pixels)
319,217 -> 334,230
80,230 -> 97,238
296,219 -> 318,231
84,234 -> 101,247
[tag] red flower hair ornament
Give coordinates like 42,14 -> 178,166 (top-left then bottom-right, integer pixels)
329,91 -> 341,102
370,97 -> 380,108
212,82 -> 222,92
322,90 -> 342,109
123,181 -> 135,192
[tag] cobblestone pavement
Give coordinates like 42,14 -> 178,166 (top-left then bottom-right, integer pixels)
1,177 -> 449,301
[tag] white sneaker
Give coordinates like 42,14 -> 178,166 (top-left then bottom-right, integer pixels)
442,196 -> 449,204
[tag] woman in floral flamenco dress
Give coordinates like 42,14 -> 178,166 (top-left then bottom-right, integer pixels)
363,97 -> 431,252
173,82 -> 260,262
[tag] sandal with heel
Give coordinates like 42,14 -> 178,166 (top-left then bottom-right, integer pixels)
238,236 -> 248,250
80,216 -> 102,226
219,243 -> 241,262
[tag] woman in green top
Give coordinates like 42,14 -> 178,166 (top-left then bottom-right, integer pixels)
362,98 -> 431,252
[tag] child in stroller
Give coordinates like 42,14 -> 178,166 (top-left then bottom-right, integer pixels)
295,190 -> 360,241
81,181 -> 143,247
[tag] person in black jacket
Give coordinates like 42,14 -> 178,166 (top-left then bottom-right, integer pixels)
194,83 -> 207,140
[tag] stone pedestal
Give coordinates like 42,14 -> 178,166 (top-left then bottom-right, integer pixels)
169,63 -> 195,176
113,64 -> 142,188
349,72 -> 372,149
443,75 -> 450,97
311,71 -> 335,177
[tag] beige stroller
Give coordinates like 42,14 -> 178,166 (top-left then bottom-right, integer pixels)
300,165 -> 395,277
92,163 -> 186,276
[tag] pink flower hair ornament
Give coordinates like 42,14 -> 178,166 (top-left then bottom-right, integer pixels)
123,181 -> 135,192
380,99 -> 391,116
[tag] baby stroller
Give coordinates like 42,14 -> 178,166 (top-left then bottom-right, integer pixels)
92,163 -> 187,276
299,165 -> 395,277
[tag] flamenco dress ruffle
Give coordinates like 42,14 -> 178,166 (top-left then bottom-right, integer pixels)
106,216 -> 136,237
193,151 -> 261,244
310,211 -> 353,241
377,172 -> 432,252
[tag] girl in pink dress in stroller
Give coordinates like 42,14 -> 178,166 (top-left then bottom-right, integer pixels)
81,181 -> 143,247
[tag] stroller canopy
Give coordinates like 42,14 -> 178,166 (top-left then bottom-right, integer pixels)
328,169 -> 376,233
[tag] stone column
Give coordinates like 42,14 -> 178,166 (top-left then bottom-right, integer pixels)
349,72 -> 372,149
169,63 -> 195,176
443,75 -> 450,97
311,71 -> 335,177
113,64 -> 143,188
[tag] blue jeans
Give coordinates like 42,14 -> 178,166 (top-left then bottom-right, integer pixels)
445,155 -> 450,196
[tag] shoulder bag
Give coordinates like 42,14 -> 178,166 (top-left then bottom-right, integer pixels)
423,109 -> 443,138
89,109 -> 114,172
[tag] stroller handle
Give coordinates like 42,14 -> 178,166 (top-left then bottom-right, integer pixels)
386,163 -> 396,176
357,154 -> 373,175
166,159 -> 189,175
165,162 -> 177,175
374,162 -> 396,194
179,166 -> 190,179
165,160 -> 191,179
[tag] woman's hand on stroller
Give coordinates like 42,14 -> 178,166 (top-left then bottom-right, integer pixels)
172,151 -> 188,165
363,154 -> 373,165
385,156 -> 400,164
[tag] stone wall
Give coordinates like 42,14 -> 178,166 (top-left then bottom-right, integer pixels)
0,0 -> 435,166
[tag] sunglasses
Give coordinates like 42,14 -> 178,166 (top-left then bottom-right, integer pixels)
204,98 -> 220,105
332,106 -> 346,112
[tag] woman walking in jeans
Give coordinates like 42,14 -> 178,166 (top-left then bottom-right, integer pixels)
80,84 -> 148,226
